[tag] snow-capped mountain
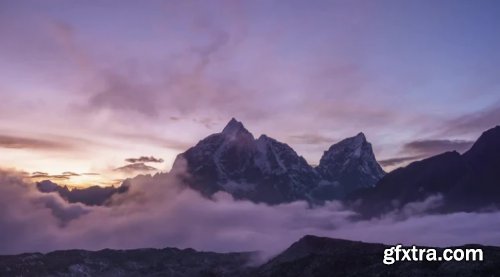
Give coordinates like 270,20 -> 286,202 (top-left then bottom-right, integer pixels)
172,118 -> 319,204
172,118 -> 385,204
313,133 -> 386,199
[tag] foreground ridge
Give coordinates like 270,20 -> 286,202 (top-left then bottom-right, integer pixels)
2,235 -> 500,277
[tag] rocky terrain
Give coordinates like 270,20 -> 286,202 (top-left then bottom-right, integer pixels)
2,235 -> 499,277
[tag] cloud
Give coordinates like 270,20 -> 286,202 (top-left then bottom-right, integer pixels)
378,155 -> 426,167
114,163 -> 158,174
189,26 -> 230,73
31,172 -> 69,180
0,169 -> 88,252
404,139 -> 474,155
89,74 -> 160,117
49,20 -> 92,71
117,133 -> 192,151
0,135 -> 72,150
1,167 -> 500,258
62,171 -> 80,177
125,156 -> 164,164
30,171 -> 82,181
381,138 -> 475,168
78,11 -> 237,120
45,8 -> 277,127
288,134 -> 337,145
2,0 -> 500,176
446,103 -> 500,135
82,173 -> 100,176
32,171 -> 49,176
33,193 -> 89,225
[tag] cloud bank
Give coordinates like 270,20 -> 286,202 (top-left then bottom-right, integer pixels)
1,168 -> 499,260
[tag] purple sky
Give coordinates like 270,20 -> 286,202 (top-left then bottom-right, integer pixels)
1,0 -> 499,186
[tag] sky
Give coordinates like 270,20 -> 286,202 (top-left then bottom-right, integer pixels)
1,0 -> 500,187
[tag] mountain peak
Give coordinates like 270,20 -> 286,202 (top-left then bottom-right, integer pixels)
174,121 -> 385,203
324,133 -> 367,156
472,125 -> 500,145
347,132 -> 367,147
464,125 -> 500,161
221,118 -> 251,137
355,132 -> 366,141
316,132 -> 385,196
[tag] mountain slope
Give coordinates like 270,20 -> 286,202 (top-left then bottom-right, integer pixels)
0,247 -> 255,277
352,126 -> 500,217
313,133 -> 385,199
256,235 -> 500,277
2,236 -> 499,277
172,118 -> 320,204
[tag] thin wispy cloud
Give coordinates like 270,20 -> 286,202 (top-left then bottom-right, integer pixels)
446,103 -> 500,136
125,156 -> 164,164
381,138 -> 475,168
404,139 -> 474,155
114,163 -> 158,174
378,155 -> 427,167
288,134 -> 337,145
0,135 -> 73,150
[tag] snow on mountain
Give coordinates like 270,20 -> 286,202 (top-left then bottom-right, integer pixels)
314,133 -> 386,199
172,118 -> 385,204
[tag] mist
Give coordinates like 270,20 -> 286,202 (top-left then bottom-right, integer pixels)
1,168 -> 499,260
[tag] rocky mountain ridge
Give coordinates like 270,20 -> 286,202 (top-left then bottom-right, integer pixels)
172,118 -> 385,204
2,235 -> 499,277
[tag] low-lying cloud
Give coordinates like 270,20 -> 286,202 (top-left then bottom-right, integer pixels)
1,168 -> 499,259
